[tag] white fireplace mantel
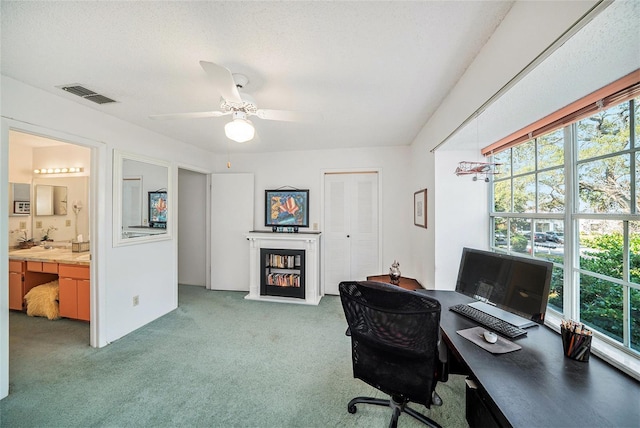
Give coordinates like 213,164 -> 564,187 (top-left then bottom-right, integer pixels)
245,231 -> 322,305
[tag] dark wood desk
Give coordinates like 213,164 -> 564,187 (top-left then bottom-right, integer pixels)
366,275 -> 423,291
420,290 -> 640,428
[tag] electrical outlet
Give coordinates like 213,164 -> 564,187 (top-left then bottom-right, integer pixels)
19,221 -> 26,229
133,295 -> 139,306
65,220 -> 71,227
36,221 -> 42,228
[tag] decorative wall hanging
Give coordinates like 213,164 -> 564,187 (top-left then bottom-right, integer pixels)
414,189 -> 427,228
454,161 -> 502,182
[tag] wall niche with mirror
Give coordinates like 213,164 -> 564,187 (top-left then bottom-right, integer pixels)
9,182 -> 31,216
113,150 -> 171,246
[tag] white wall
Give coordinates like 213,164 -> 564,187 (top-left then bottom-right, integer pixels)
434,150 -> 488,289
210,145 -> 415,280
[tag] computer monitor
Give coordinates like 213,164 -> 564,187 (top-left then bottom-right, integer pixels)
455,247 -> 553,328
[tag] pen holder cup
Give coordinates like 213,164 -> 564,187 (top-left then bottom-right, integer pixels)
561,327 -> 592,362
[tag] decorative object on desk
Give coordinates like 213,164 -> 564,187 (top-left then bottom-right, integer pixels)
457,326 -> 522,354
414,189 -> 427,228
389,260 -> 401,285
561,320 -> 592,362
265,188 -> 309,231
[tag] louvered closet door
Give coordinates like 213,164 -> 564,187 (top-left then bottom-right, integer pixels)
323,172 -> 379,295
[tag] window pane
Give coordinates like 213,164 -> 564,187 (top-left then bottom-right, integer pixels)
493,179 -> 511,212
631,222 -> 640,284
577,101 -> 631,161
578,154 -> 631,214
580,274 -> 623,343
513,174 -> 535,213
538,168 -> 564,213
537,129 -> 564,169
512,140 -> 535,175
493,217 -> 507,249
493,149 -> 511,177
510,218 -> 531,254
579,220 -> 624,280
632,287 -> 640,352
533,219 -> 564,262
636,152 -> 640,213
635,98 -> 640,149
548,266 -> 564,313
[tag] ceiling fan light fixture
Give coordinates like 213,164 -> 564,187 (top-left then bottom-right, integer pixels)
225,111 -> 255,143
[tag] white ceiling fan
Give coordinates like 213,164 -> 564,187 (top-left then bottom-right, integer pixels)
150,61 -> 316,143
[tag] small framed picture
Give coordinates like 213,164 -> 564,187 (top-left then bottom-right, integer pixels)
414,189 -> 427,228
14,201 -> 30,215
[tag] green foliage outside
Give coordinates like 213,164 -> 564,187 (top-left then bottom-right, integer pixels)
580,233 -> 640,350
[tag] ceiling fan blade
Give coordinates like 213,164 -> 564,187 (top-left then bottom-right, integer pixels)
255,109 -> 319,123
199,61 -> 242,104
149,111 -> 230,120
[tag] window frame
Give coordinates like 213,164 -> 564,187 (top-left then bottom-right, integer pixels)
488,97 -> 640,379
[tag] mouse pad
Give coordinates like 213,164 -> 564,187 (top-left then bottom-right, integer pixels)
457,326 -> 522,354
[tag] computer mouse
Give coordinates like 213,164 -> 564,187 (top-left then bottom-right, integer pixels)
483,331 -> 498,344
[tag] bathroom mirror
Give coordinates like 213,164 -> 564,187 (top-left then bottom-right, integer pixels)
35,184 -> 67,215
113,150 -> 171,246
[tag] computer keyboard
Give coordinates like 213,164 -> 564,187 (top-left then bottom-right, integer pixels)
449,303 -> 528,339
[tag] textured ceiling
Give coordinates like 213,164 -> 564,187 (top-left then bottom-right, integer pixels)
1,1 -> 514,154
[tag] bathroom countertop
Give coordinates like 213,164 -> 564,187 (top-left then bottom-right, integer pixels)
9,246 -> 90,265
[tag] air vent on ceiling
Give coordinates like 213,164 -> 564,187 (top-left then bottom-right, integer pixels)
58,84 -> 117,105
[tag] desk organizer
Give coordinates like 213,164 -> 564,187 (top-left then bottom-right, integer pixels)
561,323 -> 592,362
72,241 -> 90,253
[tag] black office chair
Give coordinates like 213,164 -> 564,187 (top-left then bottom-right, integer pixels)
339,280 -> 444,428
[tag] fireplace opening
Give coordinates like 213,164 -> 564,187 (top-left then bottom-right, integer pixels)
260,248 -> 305,299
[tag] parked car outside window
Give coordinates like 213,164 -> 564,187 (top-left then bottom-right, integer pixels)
545,231 -> 564,244
534,232 -> 547,242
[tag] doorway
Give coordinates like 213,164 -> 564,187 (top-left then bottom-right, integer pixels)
322,171 -> 381,295
7,130 -> 92,338
177,168 -> 208,287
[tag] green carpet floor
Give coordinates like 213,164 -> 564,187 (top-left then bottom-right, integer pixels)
1,285 -> 468,427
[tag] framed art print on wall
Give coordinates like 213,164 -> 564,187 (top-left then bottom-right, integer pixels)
414,189 -> 427,228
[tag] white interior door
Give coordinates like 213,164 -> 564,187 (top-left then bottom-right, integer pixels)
323,172 -> 379,295
210,173 -> 254,291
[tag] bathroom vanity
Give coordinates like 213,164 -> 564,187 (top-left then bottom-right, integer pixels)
8,246 -> 90,321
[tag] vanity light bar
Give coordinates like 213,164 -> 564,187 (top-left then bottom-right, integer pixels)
33,167 -> 83,174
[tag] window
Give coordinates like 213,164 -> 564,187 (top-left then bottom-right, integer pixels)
490,97 -> 640,362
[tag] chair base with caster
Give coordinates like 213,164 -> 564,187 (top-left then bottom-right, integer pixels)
347,394 -> 442,428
